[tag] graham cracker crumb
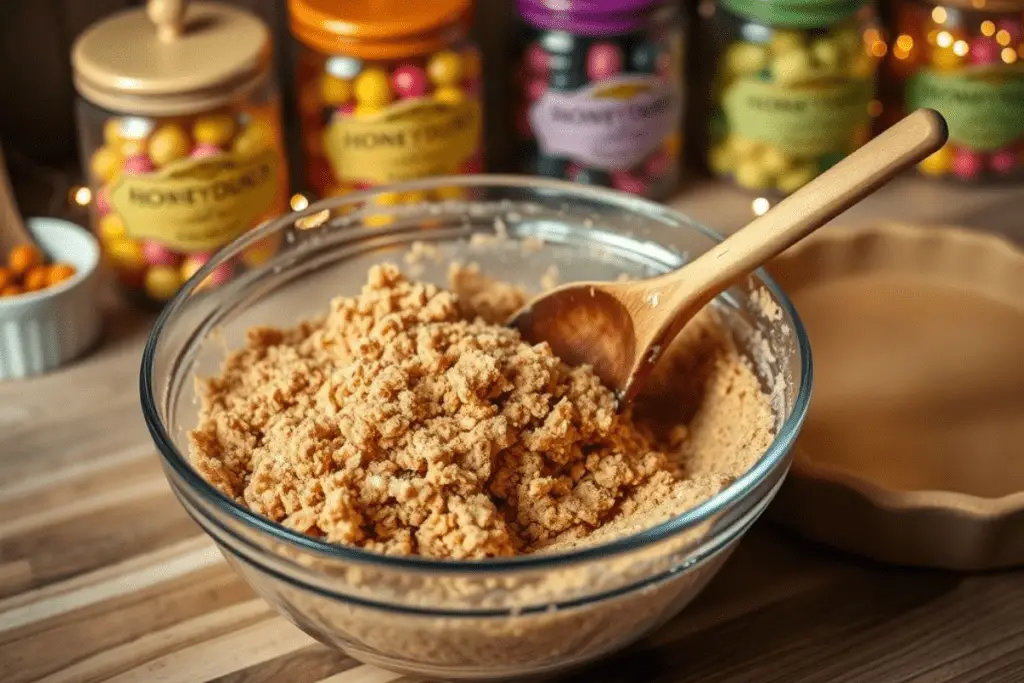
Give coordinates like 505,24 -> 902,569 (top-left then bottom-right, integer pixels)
189,264 -> 775,560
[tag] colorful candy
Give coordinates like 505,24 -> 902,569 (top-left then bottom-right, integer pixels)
148,124 -> 190,166
885,2 -> 1024,182
515,6 -> 683,199
144,265 -> 183,301
354,68 -> 393,108
0,246 -> 77,299
427,50 -> 464,87
709,11 -> 879,195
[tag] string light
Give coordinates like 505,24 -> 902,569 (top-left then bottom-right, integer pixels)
953,39 -> 969,56
751,197 -> 770,216
289,193 -> 310,211
996,29 -> 1012,46
870,40 -> 887,57
981,20 -> 996,36
1002,46 -> 1018,64
937,31 -> 953,48
896,34 -> 914,52
70,186 -> 92,207
868,100 -> 883,117
931,6 -> 947,23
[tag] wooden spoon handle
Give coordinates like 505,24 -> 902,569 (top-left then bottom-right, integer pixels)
669,108 -> 947,301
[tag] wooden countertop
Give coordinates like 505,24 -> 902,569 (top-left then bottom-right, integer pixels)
2,177 -> 1024,683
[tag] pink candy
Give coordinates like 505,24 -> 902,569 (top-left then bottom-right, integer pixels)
392,64 -> 428,98
586,42 -> 623,81
190,144 -> 221,158
206,261 -> 234,286
142,241 -> 182,267
644,150 -> 672,178
526,77 -> 547,102
969,37 -> 1001,65
95,187 -> 111,216
124,153 -> 154,174
337,103 -> 356,117
524,42 -> 549,74
989,148 -> 1017,174
952,149 -> 985,179
611,171 -> 647,195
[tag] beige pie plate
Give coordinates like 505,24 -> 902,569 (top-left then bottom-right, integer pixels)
766,222 -> 1024,571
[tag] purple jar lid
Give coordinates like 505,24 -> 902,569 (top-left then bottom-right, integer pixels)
517,0 -> 669,34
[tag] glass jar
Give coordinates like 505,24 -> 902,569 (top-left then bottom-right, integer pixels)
707,0 -> 883,195
880,0 -> 1024,182
512,1 -> 685,199
71,0 -> 288,306
289,0 -> 484,201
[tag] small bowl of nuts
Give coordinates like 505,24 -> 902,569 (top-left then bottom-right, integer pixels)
0,217 -> 102,380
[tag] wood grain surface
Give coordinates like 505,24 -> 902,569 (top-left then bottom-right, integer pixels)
2,178 -> 1024,683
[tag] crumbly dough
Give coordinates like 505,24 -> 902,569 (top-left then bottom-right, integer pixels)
189,264 -> 775,559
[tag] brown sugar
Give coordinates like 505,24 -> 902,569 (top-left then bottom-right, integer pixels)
189,264 -> 775,559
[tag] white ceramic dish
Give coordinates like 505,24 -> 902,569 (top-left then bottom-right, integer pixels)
0,217 -> 102,380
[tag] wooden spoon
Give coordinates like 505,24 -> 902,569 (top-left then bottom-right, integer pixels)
510,108 -> 948,409
0,142 -> 35,255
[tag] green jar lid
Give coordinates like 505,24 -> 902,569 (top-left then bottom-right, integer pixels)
721,0 -> 866,28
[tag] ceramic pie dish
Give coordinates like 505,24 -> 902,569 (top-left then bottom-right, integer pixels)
766,222 -> 1024,571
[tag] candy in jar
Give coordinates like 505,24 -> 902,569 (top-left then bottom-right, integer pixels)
72,0 -> 288,306
512,0 -> 685,199
880,0 -> 1024,182
289,0 -> 484,201
707,0 -> 883,195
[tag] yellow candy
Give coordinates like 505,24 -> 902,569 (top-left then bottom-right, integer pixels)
427,50 -> 464,86
144,265 -> 183,301
771,30 -> 805,56
724,42 -> 768,77
193,115 -> 236,148
776,164 -> 817,193
120,138 -> 149,157
233,119 -> 275,157
148,124 -> 191,166
98,214 -> 126,242
354,68 -> 392,107
728,135 -> 763,157
103,118 -> 123,146
734,160 -> 772,190
363,213 -> 395,228
434,86 -> 465,105
759,147 -> 793,176
319,74 -> 352,105
772,49 -> 815,86
811,39 -> 841,71
918,145 -> 954,176
90,147 -> 122,184
106,236 -> 145,269
708,144 -> 736,174
180,256 -> 205,281
433,185 -> 468,200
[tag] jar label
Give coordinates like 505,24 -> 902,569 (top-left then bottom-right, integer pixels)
323,98 -> 481,183
907,69 -> 1024,151
109,149 -> 280,252
721,79 -> 874,156
528,76 -> 681,170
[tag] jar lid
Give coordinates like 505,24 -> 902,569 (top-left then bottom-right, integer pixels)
72,0 -> 270,116
517,0 -> 670,34
721,0 -> 866,28
288,0 -> 472,59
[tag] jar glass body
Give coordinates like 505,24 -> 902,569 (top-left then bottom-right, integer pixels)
511,5 -> 685,200
880,0 -> 1024,182
707,3 -> 883,195
75,78 -> 289,306
294,32 -> 484,201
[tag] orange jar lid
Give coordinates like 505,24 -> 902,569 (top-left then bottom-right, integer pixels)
288,0 -> 473,60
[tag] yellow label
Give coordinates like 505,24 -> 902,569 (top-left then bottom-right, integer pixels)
323,98 -> 481,184
109,149 -> 279,252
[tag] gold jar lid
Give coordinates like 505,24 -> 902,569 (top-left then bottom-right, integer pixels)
72,0 -> 271,116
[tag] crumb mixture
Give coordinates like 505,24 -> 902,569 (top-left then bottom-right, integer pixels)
189,264 -> 775,559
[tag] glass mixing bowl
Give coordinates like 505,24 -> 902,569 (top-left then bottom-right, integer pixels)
141,175 -> 812,681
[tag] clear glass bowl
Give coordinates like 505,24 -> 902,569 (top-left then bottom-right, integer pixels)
141,175 -> 812,681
